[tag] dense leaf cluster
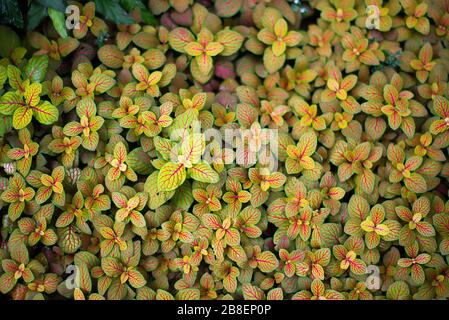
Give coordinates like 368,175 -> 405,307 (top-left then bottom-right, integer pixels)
0,0 -> 449,300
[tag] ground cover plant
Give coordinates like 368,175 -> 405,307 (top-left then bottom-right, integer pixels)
0,0 -> 449,300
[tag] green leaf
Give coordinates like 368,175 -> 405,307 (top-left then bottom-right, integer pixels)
188,162 -> 219,183
0,92 -> 22,115
175,288 -> 200,300
27,2 -> 48,31
48,7 -> 68,39
242,284 -> 265,300
95,0 -> 134,25
12,106 -> 33,129
256,251 -> 279,273
23,55 -> 49,83
33,101 -> 58,125
0,115 -> 12,136
37,0 -> 67,12
120,0 -> 157,25
0,272 -> 17,294
101,257 -> 123,277
0,0 -> 24,29
58,227 -> 82,254
157,162 -> 186,192
386,281 -> 410,300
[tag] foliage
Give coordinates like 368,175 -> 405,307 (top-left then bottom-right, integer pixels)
0,0 -> 449,301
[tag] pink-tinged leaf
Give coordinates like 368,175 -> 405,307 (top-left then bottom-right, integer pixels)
338,162 -> 353,182
128,270 -> 146,288
349,259 -> 366,275
215,0 -> 242,18
176,288 -> 201,300
225,227 -> 240,246
168,28 -> 195,53
404,173 -> 427,194
292,290 -> 312,300
439,238 -> 449,255
202,214 -> 222,230
216,29 -> 244,56
90,74 -> 116,93
97,45 -> 124,69
256,250 -> 280,273
415,221 -> 435,237
263,47 -> 285,74
130,211 -> 146,228
1,260 -> 18,273
236,103 -> 257,128
410,264 -> 425,285
101,257 -> 123,277
267,288 -> 283,300
358,169 -> 375,194
323,290 -> 345,300
348,195 -> 369,220
0,272 -> 17,294
242,283 -> 265,300
250,185 -> 269,208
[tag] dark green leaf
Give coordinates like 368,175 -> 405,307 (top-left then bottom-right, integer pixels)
0,0 -> 24,29
37,0 -> 67,12
0,25 -> 21,58
95,0 -> 134,25
120,0 -> 157,25
27,2 -> 48,31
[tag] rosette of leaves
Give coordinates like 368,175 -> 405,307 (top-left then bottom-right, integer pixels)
386,143 -> 429,194
70,2 -> 108,40
429,95 -> 449,148
47,126 -> 82,168
100,241 -> 146,299
63,97 -> 104,151
402,43 -> 437,84
285,131 -> 322,180
0,55 -> 59,130
103,141 -> 138,192
93,214 -> 128,257
247,7 -> 302,74
344,195 -> 401,250
395,196 -> 436,247
396,241 -> 431,286
321,63 -> 360,115
25,166 -> 66,207
329,235 -> 367,276
17,204 -> 57,247
356,0 -> 401,32
159,209 -> 200,252
28,32 -> 79,61
360,72 -> 427,138
341,26 -> 382,72
1,173 -> 35,221
283,57 -> 318,99
329,139 -> 382,194
154,110 -> 220,192
0,244 -> 45,295
400,0 -> 430,34
66,62 -> 116,110
111,187 -> 147,229
6,128 -> 39,176
169,26 -> 244,83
